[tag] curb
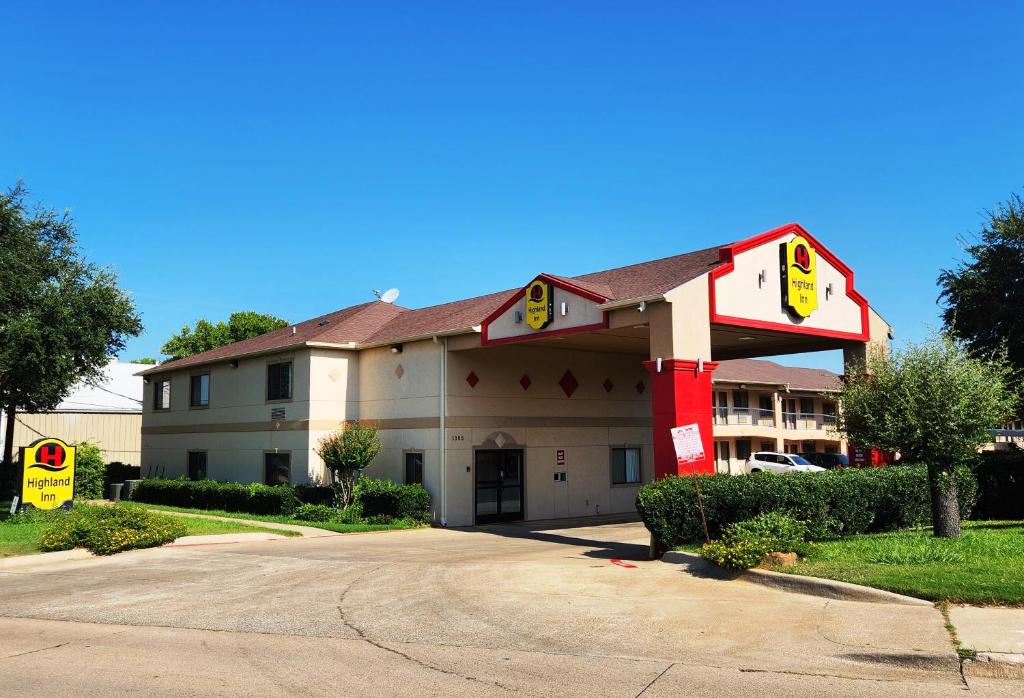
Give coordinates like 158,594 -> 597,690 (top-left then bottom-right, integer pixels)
963,653 -> 1024,680
661,550 -> 932,606
0,548 -> 94,571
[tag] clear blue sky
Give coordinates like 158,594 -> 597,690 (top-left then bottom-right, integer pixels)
3,2 -> 1021,371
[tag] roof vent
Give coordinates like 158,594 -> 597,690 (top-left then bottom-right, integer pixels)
317,320 -> 330,327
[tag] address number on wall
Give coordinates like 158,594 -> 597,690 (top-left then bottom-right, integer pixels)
450,434 -> 465,442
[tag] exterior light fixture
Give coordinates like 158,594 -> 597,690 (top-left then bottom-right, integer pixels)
230,359 -> 239,368
390,344 -> 403,354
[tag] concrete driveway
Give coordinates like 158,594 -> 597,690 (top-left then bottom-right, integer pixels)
0,519 -> 1014,696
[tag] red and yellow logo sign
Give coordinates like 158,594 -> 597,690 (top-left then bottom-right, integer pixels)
781,235 -> 818,318
524,279 -> 554,330
20,438 -> 76,510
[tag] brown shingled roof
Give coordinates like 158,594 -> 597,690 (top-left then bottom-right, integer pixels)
139,301 -> 404,375
140,244 -> 729,374
714,359 -> 841,392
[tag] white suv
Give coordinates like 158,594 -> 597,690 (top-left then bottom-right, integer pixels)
745,452 -> 826,474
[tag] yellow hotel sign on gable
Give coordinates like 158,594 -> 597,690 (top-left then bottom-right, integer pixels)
781,235 -> 818,318
524,279 -> 554,330
20,437 -> 76,510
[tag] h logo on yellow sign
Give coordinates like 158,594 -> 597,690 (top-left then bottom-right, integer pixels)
780,235 -> 818,318
20,437 -> 76,510
524,279 -> 554,330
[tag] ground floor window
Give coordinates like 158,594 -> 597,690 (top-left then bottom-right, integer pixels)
405,451 -> 424,485
825,444 -> 839,454
760,440 -> 775,452
610,447 -> 641,485
187,451 -> 207,481
735,439 -> 752,461
264,452 -> 291,485
716,441 -> 731,470
802,441 -> 816,452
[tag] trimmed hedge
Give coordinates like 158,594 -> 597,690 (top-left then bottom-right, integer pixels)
355,478 -> 431,522
39,504 -> 187,555
129,478 -> 301,515
637,464 -> 978,549
295,484 -> 335,506
969,451 -> 1024,520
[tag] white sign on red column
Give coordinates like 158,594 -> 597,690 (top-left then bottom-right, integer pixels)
670,423 -> 705,467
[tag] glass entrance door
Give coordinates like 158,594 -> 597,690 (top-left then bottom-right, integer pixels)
475,449 -> 524,524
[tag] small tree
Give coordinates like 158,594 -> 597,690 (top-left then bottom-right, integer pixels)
836,333 -> 1016,538
316,422 -> 381,507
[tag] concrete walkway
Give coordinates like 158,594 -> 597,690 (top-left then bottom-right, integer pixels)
151,508 -> 338,537
950,605 -> 1024,679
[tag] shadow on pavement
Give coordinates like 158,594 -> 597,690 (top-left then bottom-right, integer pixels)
453,514 -> 651,561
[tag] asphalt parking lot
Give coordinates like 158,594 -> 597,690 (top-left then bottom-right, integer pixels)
0,518 -> 1015,696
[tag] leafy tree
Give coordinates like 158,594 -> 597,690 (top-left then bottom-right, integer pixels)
315,422 -> 382,507
161,311 -> 288,359
0,184 -> 141,485
836,333 -> 1016,538
131,357 -> 158,365
939,193 -> 1024,403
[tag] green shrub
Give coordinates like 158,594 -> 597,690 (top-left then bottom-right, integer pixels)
292,503 -> 336,522
294,484 -> 335,506
700,512 -> 810,570
74,442 -> 106,500
969,451 -> 1024,520
129,478 -> 300,515
637,464 -> 978,549
355,478 -> 431,522
39,504 -> 187,555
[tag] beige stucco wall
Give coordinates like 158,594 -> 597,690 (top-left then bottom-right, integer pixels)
441,343 -> 652,526
140,348 -> 320,483
485,284 -> 606,342
9,412 -> 141,464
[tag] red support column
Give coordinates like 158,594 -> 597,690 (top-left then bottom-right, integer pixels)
643,359 -> 718,478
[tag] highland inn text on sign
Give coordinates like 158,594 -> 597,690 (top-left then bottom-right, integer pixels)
138,223 -> 890,526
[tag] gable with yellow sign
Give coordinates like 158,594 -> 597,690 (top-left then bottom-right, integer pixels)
20,437 -> 76,510
780,235 -> 818,318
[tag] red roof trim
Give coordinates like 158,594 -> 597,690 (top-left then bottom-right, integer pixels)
479,273 -> 611,346
708,223 -> 870,343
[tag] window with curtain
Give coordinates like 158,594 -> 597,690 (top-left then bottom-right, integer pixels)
267,361 -> 293,401
190,373 -> 210,407
611,447 -> 641,485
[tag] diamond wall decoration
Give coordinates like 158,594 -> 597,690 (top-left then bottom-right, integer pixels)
559,370 -> 579,398
466,371 -> 479,388
394,364 -> 404,379
602,378 -> 614,393
635,380 -> 646,395
519,374 -> 531,391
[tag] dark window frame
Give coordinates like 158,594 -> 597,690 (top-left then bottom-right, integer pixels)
153,379 -> 171,411
266,361 -> 293,402
263,451 -> 292,485
187,451 -> 207,481
610,446 -> 642,486
404,451 -> 424,485
736,439 -> 752,461
189,372 -> 210,408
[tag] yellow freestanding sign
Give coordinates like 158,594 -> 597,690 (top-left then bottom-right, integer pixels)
781,235 -> 818,318
20,438 -> 76,510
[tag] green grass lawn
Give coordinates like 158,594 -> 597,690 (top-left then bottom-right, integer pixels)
785,521 -> 1024,605
0,507 -> 295,558
135,503 -> 426,533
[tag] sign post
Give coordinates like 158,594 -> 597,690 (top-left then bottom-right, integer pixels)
670,424 -> 711,543
19,437 -> 76,511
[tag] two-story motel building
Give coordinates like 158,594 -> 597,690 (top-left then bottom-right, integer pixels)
138,223 -> 888,526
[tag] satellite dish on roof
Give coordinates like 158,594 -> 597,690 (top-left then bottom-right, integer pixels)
373,288 -> 400,304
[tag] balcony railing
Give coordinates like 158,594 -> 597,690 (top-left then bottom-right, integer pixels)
781,412 -> 837,431
713,407 -> 776,427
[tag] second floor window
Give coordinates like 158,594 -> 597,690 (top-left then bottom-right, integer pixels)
154,379 -> 171,410
800,397 -> 814,416
733,391 -> 749,410
267,361 -> 293,401
190,374 -> 210,407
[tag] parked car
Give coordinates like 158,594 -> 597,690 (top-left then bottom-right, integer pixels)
800,452 -> 850,470
744,452 -> 826,474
